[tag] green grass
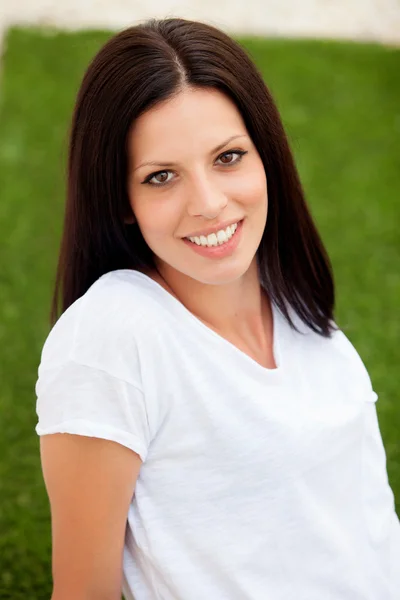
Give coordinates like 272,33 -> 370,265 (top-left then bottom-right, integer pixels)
0,27 -> 399,597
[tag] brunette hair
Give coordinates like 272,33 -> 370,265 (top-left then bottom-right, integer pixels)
50,16 -> 336,336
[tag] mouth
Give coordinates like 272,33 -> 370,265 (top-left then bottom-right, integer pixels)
182,218 -> 245,259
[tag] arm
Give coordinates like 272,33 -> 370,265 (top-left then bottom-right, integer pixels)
39,433 -> 142,600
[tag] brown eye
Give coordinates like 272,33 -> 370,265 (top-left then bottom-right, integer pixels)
220,153 -> 235,164
217,149 -> 247,166
153,172 -> 169,184
142,170 -> 173,186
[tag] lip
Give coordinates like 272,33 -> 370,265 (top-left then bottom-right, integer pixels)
182,218 -> 244,259
182,218 -> 243,240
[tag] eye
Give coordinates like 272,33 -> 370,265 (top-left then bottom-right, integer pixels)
216,149 -> 248,166
142,170 -> 173,187
141,148 -> 248,187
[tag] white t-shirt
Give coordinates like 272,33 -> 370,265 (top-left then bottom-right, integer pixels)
35,269 -> 400,600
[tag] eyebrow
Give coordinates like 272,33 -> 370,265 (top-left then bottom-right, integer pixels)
133,134 -> 248,172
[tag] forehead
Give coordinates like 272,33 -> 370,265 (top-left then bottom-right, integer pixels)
128,88 -> 246,156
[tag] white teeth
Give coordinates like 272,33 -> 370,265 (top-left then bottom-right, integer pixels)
187,222 -> 239,247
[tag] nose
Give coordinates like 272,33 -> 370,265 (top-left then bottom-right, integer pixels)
186,173 -> 228,219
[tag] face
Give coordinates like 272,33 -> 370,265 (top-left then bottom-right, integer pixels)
126,87 -> 268,286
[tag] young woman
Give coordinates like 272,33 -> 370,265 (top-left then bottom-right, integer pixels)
35,17 -> 400,600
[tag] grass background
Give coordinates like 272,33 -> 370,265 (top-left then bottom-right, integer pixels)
0,27 -> 399,598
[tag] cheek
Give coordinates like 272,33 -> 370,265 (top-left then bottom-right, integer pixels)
134,202 -> 180,241
232,168 -> 268,207
128,187 -> 176,236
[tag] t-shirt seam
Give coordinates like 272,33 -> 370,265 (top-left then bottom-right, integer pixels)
55,355 -> 145,394
65,276 -> 145,392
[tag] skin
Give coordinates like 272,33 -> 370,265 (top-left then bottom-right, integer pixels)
126,86 -> 276,368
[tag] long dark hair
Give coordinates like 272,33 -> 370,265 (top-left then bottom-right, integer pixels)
50,16 -> 336,336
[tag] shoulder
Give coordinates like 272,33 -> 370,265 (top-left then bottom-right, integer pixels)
315,323 -> 376,400
283,305 -> 376,399
329,327 -> 376,393
77,269 -> 150,331
38,270 -> 153,383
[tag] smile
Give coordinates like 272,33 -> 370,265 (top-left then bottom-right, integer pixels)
185,221 -> 239,247
182,219 -> 244,259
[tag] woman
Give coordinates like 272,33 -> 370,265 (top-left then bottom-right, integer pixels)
35,17 -> 400,600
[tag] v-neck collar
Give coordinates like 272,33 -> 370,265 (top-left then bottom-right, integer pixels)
110,269 -> 284,379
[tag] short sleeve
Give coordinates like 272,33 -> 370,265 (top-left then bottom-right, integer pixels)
34,275 -> 160,462
361,394 -> 400,596
35,359 -> 150,462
